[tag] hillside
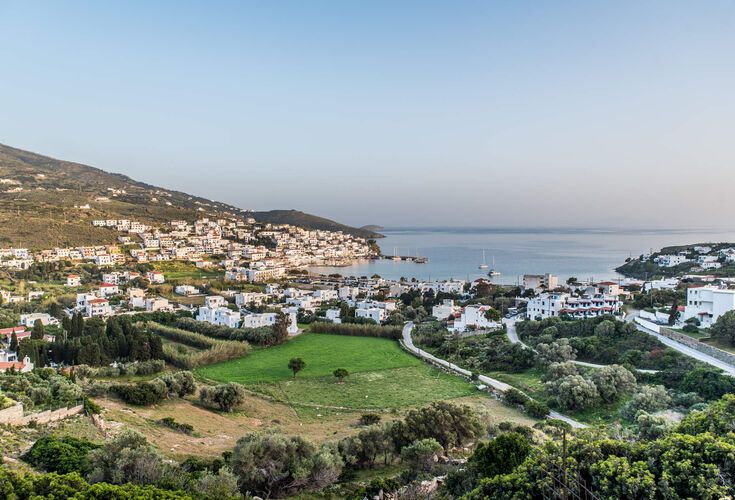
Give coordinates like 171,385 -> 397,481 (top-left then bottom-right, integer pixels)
0,144 -> 379,248
251,210 -> 382,239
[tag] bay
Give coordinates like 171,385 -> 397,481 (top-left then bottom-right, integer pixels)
309,227 -> 735,284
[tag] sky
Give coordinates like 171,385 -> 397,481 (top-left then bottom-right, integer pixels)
0,1 -> 733,229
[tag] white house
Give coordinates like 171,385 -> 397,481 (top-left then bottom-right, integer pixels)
451,305 -> 501,332
522,274 -> 559,291
146,271 -> 165,284
145,297 -> 173,312
86,298 -> 112,317
526,292 -> 622,320
19,313 -> 59,327
66,275 -> 81,287
98,283 -> 120,297
325,308 -> 342,323
683,286 -> 735,327
174,285 -> 200,296
655,255 -> 689,267
355,307 -> 385,323
197,305 -> 241,328
128,288 -> 147,309
431,300 -> 456,320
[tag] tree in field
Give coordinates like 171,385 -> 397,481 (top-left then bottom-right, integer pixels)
31,319 -> 45,340
9,332 -> 18,354
288,357 -> 306,378
333,368 -> 349,383
710,310 -> 735,345
591,364 -> 637,403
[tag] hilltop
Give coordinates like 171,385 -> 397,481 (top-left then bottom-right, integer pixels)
0,144 -> 380,248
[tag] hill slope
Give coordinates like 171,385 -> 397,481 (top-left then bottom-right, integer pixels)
0,144 -> 380,248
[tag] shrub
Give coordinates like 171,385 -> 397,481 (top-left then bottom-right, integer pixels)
503,388 -> 530,406
524,399 -> 550,419
157,417 -> 194,435
359,413 -> 382,426
199,383 -> 246,412
24,436 -> 99,474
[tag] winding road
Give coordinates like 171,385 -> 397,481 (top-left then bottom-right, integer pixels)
401,322 -> 587,429
627,313 -> 735,376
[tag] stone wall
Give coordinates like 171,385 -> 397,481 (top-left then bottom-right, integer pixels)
0,403 -> 84,426
658,327 -> 735,366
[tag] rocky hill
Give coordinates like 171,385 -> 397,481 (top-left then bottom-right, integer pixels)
0,144 -> 381,248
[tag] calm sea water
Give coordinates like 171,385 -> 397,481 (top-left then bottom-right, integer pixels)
309,227 -> 735,284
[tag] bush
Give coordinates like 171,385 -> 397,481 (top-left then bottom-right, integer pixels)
199,383 -> 246,412
359,413 -> 382,426
524,399 -> 550,419
24,436 -> 99,474
110,380 -> 167,406
157,417 -> 194,435
503,388 -> 530,406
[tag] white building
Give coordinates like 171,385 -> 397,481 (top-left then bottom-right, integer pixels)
174,285 -> 200,296
66,275 -> 81,287
451,305 -> 501,332
86,298 -> 112,317
145,297 -> 173,312
197,305 -> 241,328
98,283 -> 120,297
683,286 -> 735,327
526,292 -> 622,320
19,313 -> 59,327
325,308 -> 342,323
146,271 -> 165,284
355,307 -> 386,323
431,300 -> 456,320
522,274 -> 559,291
655,254 -> 689,267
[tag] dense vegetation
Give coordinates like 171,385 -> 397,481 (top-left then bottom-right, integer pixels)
0,368 -> 83,411
145,322 -> 250,369
310,321 -> 402,339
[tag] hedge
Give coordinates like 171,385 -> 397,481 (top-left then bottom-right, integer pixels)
310,322 -> 402,340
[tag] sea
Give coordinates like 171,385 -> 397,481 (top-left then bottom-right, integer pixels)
309,227 -> 735,284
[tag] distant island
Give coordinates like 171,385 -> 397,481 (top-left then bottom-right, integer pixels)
616,242 -> 735,279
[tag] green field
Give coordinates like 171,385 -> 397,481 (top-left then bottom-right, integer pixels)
197,334 -> 421,383
196,333 -> 477,412
153,261 -> 224,281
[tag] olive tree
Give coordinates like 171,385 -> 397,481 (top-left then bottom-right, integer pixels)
546,375 -> 599,411
590,364 -> 637,403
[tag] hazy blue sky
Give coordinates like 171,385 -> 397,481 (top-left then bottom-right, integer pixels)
1,1 -> 733,228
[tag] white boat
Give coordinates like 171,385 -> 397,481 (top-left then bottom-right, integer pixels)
487,256 -> 501,276
478,250 -> 489,269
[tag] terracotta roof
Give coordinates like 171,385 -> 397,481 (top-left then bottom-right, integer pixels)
0,361 -> 27,371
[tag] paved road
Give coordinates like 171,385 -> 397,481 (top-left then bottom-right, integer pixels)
627,314 -> 735,376
504,318 -> 658,374
401,322 -> 587,429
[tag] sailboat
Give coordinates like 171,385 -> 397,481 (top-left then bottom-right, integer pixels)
478,250 -> 489,269
487,256 -> 501,277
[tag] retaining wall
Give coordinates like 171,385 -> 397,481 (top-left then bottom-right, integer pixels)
0,403 -> 84,426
